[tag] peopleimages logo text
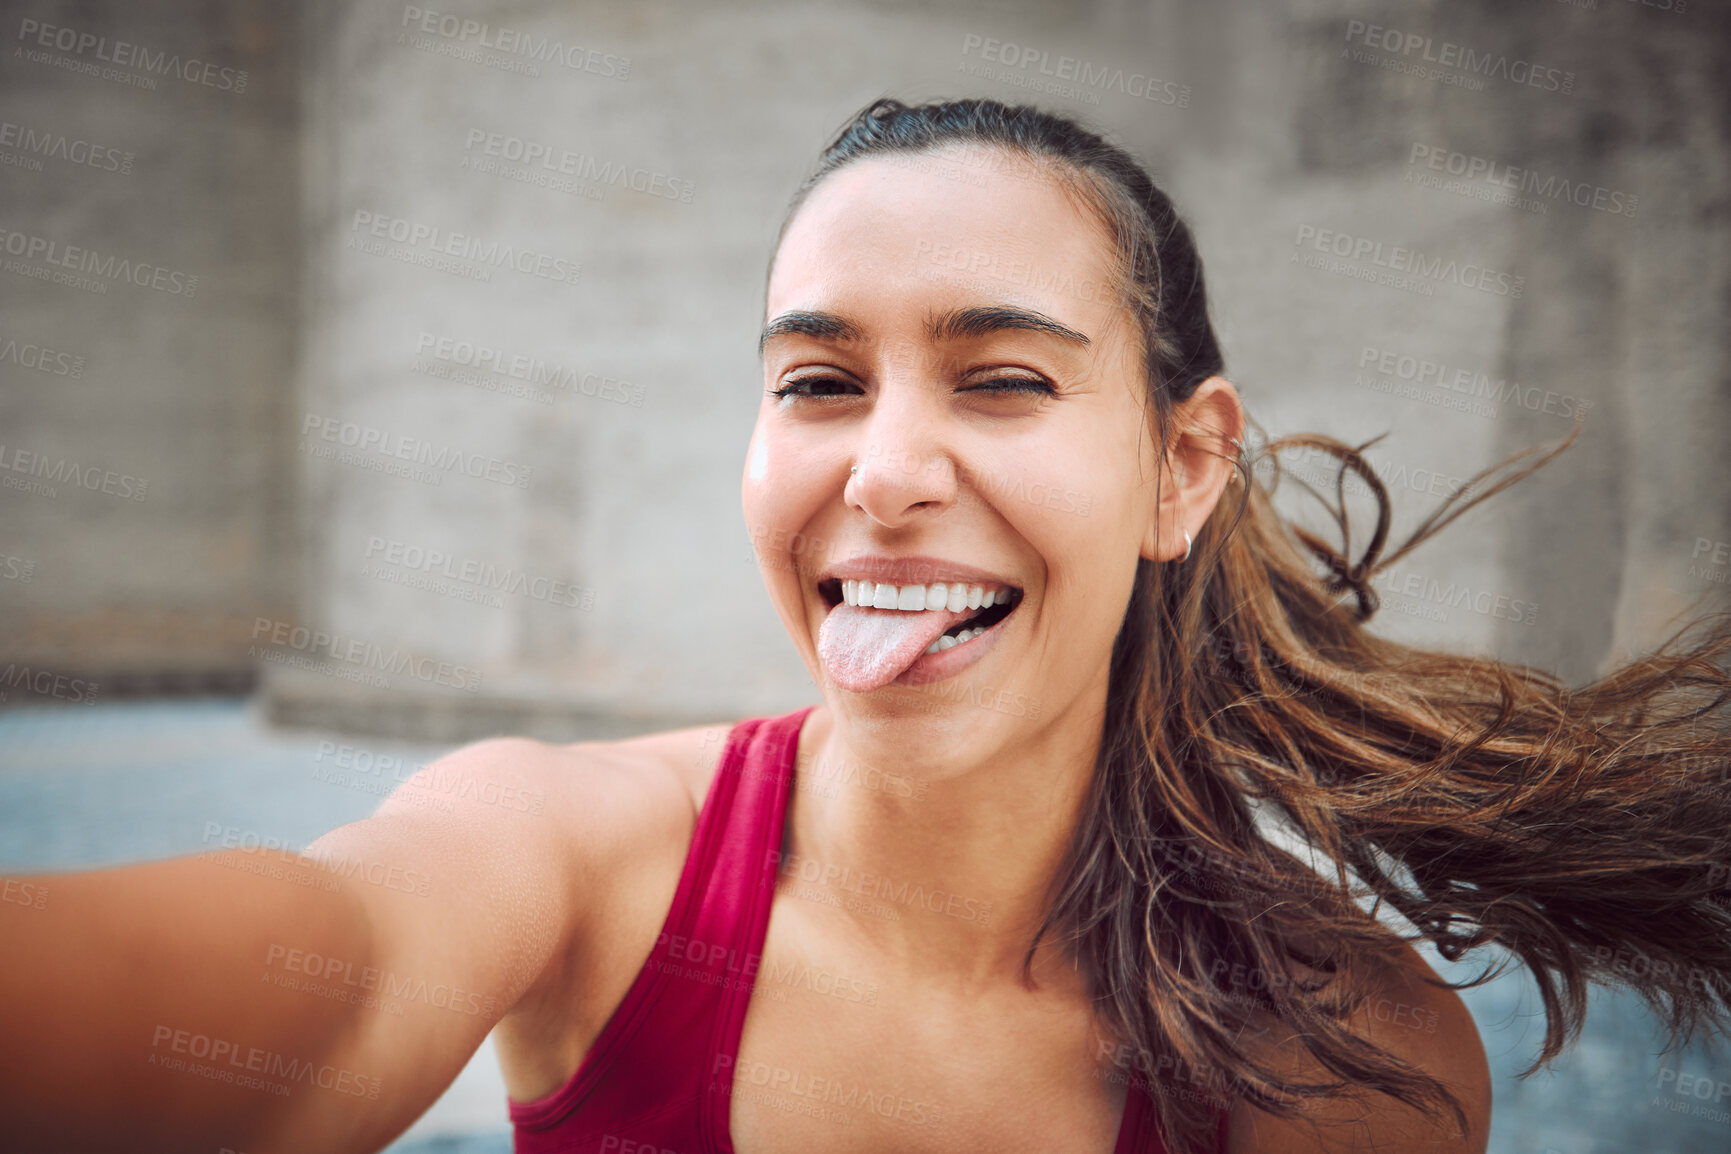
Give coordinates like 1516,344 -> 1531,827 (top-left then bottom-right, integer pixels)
16,18 -> 248,92
400,7 -> 629,79
348,211 -> 580,286
0,119 -> 133,174
462,129 -> 694,203
1408,145 -> 1636,217
249,616 -> 483,693
300,413 -> 533,489
0,227 -> 198,296
415,331 -> 644,406
0,444 -> 148,500
960,34 -> 1189,106
1293,225 -> 1523,298
0,334 -> 84,378
1343,20 -> 1574,93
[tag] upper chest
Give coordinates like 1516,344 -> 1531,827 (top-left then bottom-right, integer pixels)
724,889 -> 1132,1154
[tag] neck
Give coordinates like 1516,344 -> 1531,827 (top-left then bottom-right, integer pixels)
785,683 -> 1108,988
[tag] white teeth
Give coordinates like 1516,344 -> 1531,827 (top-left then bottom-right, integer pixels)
837,578 -> 1019,615
921,624 -> 994,655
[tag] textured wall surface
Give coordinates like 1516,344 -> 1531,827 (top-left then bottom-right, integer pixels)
280,0 -> 1731,736
0,0 -> 300,691
7,1 -> 1724,731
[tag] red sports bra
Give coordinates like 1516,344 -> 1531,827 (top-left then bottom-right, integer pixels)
508,706 -> 1223,1152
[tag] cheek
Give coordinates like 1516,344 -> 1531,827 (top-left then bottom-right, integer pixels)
742,421 -> 827,570
987,421 -> 1151,623
966,413 -> 1147,550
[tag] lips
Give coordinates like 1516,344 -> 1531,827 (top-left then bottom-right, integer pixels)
817,555 -> 1021,591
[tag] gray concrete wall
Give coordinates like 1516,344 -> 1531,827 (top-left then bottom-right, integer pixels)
0,0 -> 300,695
265,0 -> 1729,740
3,1 -> 1726,724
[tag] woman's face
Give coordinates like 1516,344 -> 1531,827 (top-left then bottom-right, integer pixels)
744,146 -> 1210,758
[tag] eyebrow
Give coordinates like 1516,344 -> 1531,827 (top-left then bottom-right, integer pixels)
757,310 -> 862,355
930,304 -> 1091,347
757,304 -> 1090,357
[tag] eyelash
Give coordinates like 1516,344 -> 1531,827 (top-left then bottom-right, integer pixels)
770,376 -> 1057,400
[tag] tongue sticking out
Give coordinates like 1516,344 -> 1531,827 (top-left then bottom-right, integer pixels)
818,603 -> 973,693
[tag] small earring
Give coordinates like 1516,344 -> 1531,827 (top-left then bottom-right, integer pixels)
1180,529 -> 1193,563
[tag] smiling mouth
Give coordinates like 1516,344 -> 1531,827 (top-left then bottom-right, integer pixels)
817,578 -> 1023,655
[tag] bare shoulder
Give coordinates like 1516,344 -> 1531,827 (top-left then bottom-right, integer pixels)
515,721 -> 739,906
366,723 -> 743,1100
377,721 -> 733,835
285,725 -> 745,1111
594,721 -> 739,814
1225,941 -> 1491,1153
306,724 -> 735,985
364,722 -> 737,911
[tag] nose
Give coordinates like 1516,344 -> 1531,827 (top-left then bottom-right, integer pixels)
847,397 -> 957,529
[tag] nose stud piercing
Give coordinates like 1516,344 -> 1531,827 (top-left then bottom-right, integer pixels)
851,465 -> 858,475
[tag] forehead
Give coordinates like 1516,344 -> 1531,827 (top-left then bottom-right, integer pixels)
767,148 -> 1123,334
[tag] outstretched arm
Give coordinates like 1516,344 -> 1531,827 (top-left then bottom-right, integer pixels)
0,736 -> 586,1154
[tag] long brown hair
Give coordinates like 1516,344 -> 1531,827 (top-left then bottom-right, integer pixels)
779,97 -> 1731,1153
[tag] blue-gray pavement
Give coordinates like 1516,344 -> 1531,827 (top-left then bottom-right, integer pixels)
387,1137 -> 511,1154
2,700 -> 1729,1153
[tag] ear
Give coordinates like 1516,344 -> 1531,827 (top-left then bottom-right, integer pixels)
1139,376 -> 1245,563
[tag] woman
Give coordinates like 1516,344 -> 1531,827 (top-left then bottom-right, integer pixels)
3,97 -> 1729,1154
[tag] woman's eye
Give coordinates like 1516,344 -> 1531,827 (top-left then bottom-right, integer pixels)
963,376 -> 1058,398
771,376 -> 861,399
770,375 -> 1057,400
